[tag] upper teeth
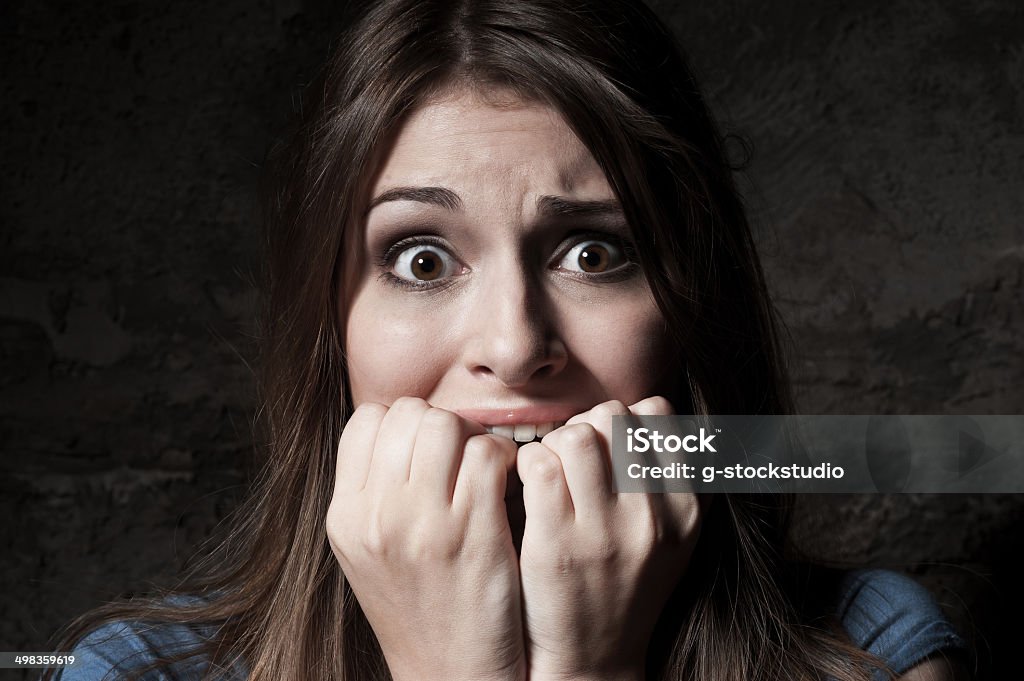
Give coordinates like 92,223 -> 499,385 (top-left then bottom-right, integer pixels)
486,421 -> 564,442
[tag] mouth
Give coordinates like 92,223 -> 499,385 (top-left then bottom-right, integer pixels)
484,420 -> 568,445
454,406 -> 580,442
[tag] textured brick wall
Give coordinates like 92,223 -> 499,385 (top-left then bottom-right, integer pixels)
2,1 -> 1021,678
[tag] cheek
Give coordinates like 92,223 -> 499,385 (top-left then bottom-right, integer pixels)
345,296 -> 452,405
566,297 -> 671,402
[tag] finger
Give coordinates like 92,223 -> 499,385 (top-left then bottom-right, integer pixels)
540,422 -> 613,512
366,396 -> 430,490
560,399 -> 634,504
453,434 -> 517,522
409,408 -> 487,503
630,397 -> 700,534
628,395 -> 675,416
567,399 -> 647,474
630,395 -> 702,498
517,442 -> 574,534
335,402 -> 388,493
567,399 -> 632,446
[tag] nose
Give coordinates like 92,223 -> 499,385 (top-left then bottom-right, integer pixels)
462,266 -> 568,388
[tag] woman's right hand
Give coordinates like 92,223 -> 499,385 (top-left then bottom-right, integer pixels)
326,397 -> 525,681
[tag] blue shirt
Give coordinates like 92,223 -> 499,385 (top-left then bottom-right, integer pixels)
54,618 -> 241,681
836,569 -> 967,680
52,569 -> 966,680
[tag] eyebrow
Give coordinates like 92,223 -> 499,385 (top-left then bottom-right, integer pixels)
536,195 -> 623,218
366,186 -> 462,213
365,186 -> 624,219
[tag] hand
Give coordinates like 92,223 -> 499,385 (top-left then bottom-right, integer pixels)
516,396 -> 703,681
326,397 -> 526,681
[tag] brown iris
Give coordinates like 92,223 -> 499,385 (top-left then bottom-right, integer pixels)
577,243 -> 611,273
410,250 -> 443,280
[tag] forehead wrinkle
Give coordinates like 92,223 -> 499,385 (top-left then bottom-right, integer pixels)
372,88 -> 613,233
554,136 -> 601,194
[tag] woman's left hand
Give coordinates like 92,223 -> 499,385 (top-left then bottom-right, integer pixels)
516,396 -> 703,681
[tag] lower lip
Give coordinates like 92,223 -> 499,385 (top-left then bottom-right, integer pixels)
454,407 -> 581,426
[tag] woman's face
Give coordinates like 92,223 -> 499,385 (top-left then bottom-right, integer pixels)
342,86 -> 673,433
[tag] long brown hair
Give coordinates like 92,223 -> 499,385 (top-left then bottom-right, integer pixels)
48,1 -> 886,679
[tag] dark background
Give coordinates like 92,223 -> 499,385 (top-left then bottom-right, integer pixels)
1,0 -> 1022,679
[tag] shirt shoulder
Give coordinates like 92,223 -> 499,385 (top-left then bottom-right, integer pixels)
837,568 -> 967,676
51,597 -> 246,681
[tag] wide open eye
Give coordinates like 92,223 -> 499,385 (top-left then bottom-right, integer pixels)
557,239 -> 630,274
391,243 -> 461,284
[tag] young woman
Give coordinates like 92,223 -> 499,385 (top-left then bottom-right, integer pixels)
47,1 -> 968,680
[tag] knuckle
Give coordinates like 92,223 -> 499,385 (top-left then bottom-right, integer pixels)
633,395 -> 674,416
650,395 -> 674,414
528,452 -> 564,483
547,422 -> 599,452
391,395 -> 429,412
462,433 -> 492,461
328,498 -> 393,559
464,433 -> 508,463
419,407 -> 460,434
676,495 -> 703,536
360,514 -> 390,556
325,503 -> 371,559
629,528 -> 659,559
640,517 -> 664,551
324,509 -> 343,546
624,502 -> 662,553
593,399 -> 629,418
352,401 -> 388,421
325,499 -> 344,529
462,436 -> 510,480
